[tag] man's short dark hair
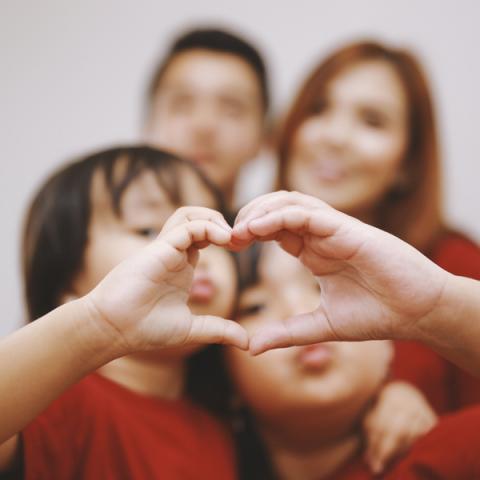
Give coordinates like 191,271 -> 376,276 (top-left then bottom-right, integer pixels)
147,27 -> 269,113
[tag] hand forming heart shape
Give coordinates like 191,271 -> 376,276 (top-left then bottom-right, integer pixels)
87,190 -> 450,358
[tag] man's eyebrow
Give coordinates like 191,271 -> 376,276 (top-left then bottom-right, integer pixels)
160,81 -> 259,97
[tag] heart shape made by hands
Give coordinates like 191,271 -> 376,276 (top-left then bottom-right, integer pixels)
191,190 -> 448,355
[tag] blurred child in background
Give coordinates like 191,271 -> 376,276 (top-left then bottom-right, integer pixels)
0,146 -> 246,479
224,239 -> 480,479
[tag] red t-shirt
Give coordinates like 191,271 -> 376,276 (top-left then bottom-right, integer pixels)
391,231 -> 480,413
329,406 -> 480,480
18,373 -> 236,480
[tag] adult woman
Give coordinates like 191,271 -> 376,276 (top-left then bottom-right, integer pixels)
275,40 -> 480,412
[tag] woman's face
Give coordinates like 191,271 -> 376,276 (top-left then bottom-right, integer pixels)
286,60 -> 408,217
225,244 -> 392,423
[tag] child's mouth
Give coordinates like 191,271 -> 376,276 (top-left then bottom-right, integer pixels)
189,275 -> 216,303
296,343 -> 333,371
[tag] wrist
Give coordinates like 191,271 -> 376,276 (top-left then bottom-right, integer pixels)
67,296 -> 130,366
412,272 -> 476,359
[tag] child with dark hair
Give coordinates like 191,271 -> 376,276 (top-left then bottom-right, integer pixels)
143,27 -> 269,207
0,145 -> 246,479
225,240 -> 480,480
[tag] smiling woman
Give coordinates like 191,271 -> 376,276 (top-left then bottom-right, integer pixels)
285,59 -> 408,221
275,40 -> 480,416
277,41 -> 440,250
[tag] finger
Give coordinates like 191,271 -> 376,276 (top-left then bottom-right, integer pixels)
234,191 -> 291,228
403,414 -> 435,439
234,190 -> 321,227
188,315 -> 249,350
249,309 -> 339,355
143,220 -> 232,278
228,231 -> 288,253
233,192 -> 296,242
375,433 -> 408,473
163,219 -> 232,252
246,206 -> 341,240
365,429 -> 385,474
368,428 -> 404,474
162,207 -> 231,235
234,190 -> 335,233
372,412 -> 424,473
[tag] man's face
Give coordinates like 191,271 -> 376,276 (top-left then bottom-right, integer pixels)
144,49 -> 265,198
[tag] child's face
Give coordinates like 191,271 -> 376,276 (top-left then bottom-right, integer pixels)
225,244 -> 392,423
144,50 -> 264,194
286,60 -> 408,216
69,167 -> 237,326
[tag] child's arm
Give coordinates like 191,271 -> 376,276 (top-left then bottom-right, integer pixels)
363,381 -> 437,474
0,207 -> 247,468
232,191 -> 480,376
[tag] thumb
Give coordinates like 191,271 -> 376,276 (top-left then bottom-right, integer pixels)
188,315 -> 249,350
249,309 -> 339,355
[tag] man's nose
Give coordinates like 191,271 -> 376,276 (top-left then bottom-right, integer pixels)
191,104 -> 218,136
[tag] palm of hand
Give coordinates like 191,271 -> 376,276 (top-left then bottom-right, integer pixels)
295,226 -> 448,342
89,249 -> 197,352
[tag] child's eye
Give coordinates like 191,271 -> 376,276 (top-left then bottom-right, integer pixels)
237,303 -> 266,318
135,228 -> 159,239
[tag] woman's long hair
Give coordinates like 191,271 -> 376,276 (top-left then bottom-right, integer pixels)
277,41 -> 444,251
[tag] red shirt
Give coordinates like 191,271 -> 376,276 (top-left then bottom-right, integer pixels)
329,406 -> 480,480
392,231 -> 480,413
20,373 -> 236,480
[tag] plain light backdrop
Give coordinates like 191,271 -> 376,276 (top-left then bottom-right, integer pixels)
1,0 -> 479,334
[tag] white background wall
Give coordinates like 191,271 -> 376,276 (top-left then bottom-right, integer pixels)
1,0 -> 479,335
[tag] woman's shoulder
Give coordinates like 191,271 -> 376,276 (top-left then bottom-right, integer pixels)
428,229 -> 480,279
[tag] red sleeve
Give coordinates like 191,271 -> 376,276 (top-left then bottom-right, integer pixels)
387,406 -> 480,479
431,231 -> 480,280
391,340 -> 455,413
20,379 -> 94,479
431,232 -> 480,409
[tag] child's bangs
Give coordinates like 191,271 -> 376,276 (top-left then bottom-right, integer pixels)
99,148 -> 225,216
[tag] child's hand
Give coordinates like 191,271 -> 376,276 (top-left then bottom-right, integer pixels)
363,381 -> 437,474
85,207 -> 248,354
232,191 -> 450,355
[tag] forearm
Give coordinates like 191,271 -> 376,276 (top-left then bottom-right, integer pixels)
0,298 -> 124,443
413,274 -> 480,377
